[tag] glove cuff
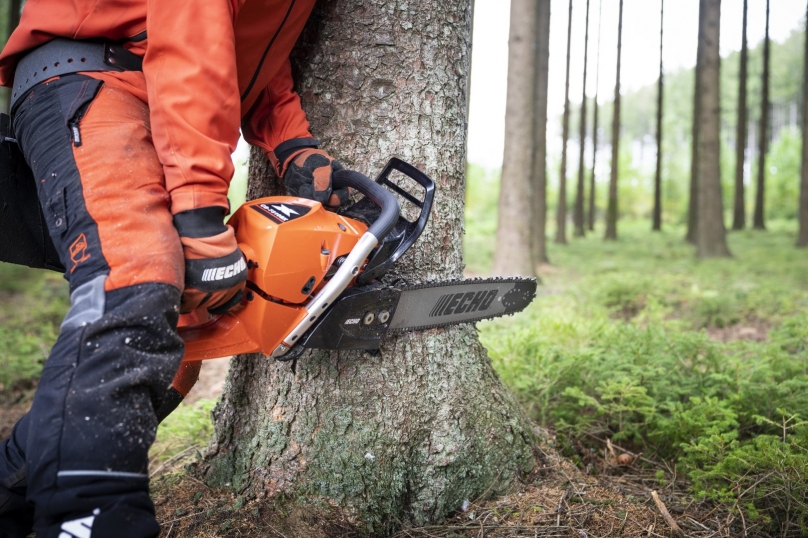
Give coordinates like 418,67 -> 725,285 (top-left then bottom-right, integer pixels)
270,137 -> 320,176
173,206 -> 229,238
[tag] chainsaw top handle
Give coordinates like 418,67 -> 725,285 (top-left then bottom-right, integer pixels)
332,169 -> 400,242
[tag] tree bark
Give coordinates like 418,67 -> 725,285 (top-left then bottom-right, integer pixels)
532,0 -> 552,265
604,0 -> 623,241
753,0 -> 770,230
697,0 -> 731,258
556,0 -> 574,245
799,0 -> 808,247
686,0 -> 706,244
732,0 -> 749,231
494,0 -> 538,276
573,0 -> 591,238
202,2 -> 536,534
652,0 -> 664,231
588,0 -> 603,232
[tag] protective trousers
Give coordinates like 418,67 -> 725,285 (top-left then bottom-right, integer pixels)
0,75 -> 186,537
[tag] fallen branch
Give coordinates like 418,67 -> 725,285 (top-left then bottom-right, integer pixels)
651,490 -> 685,538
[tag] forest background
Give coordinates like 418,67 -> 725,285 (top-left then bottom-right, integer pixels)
2,0 -> 808,536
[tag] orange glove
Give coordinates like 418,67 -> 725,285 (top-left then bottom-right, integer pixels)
173,206 -> 247,314
274,141 -> 349,208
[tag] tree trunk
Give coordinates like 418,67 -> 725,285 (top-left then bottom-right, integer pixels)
555,0 -> 574,245
201,2 -> 536,534
494,0 -> 538,276
799,0 -> 808,247
588,0 -> 603,232
732,0 -> 749,231
652,0 -> 664,231
604,0 -> 623,241
532,0 -> 552,265
686,0 -> 706,244
573,0 -> 591,238
697,0 -> 731,258
753,0 -> 770,230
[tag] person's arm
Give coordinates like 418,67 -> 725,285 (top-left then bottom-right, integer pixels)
242,60 -> 348,207
144,0 -> 246,313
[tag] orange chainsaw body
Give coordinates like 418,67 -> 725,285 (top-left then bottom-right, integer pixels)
177,196 -> 368,362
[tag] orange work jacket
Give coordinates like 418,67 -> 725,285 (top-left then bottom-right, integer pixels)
0,0 -> 317,215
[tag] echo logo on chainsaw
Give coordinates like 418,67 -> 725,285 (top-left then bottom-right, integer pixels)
429,289 -> 499,317
201,257 -> 247,282
251,203 -> 311,224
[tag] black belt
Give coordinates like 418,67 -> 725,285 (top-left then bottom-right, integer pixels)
12,38 -> 143,109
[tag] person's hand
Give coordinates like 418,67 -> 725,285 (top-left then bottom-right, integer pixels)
173,206 -> 247,314
280,148 -> 350,208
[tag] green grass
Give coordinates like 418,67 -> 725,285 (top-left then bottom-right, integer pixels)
0,262 -> 69,391
467,171 -> 808,532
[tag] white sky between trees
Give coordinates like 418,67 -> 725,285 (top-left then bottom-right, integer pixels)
467,0 -> 808,169
231,1 -> 807,185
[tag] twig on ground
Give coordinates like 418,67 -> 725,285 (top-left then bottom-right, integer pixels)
586,433 -> 667,470
150,445 -> 200,478
651,490 -> 685,538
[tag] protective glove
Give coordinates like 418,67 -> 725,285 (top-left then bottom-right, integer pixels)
173,206 -> 247,314
274,142 -> 350,208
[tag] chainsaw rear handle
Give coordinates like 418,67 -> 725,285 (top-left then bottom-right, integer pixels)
332,169 -> 400,242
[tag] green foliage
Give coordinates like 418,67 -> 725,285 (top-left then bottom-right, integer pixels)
0,263 -> 69,390
468,209 -> 808,531
152,399 -> 217,462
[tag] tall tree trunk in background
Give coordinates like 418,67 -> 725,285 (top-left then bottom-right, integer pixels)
573,0 -> 591,238
201,2 -> 535,534
732,0 -> 749,231
494,0 -> 538,276
697,0 -> 731,258
753,0 -> 770,230
652,0 -> 664,231
605,0 -> 624,241
798,0 -> 808,247
1,0 -> 22,113
532,0 -> 552,264
686,0 -> 706,244
556,0 -> 573,245
588,0 -> 603,232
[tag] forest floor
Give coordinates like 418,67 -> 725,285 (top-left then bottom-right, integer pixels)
2,211 -> 808,536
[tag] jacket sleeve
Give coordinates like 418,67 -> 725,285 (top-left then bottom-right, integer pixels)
241,58 -> 315,172
144,0 -> 241,215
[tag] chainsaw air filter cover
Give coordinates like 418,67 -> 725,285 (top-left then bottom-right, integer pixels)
228,196 -> 369,305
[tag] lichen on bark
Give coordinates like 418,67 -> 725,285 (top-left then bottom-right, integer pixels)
201,1 -> 536,534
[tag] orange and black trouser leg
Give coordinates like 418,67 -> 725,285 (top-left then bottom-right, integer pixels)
0,75 -> 186,538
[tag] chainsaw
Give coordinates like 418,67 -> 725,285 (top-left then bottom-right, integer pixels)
157,158 -> 536,416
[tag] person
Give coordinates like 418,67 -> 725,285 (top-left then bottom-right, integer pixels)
0,1 -> 350,536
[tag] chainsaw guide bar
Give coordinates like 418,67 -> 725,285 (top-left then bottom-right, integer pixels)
293,277 -> 536,356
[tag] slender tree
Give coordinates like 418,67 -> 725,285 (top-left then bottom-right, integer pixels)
556,0 -> 573,245
652,0 -> 664,231
588,0 -> 603,231
798,0 -> 808,247
494,0 -> 538,276
686,0 -> 706,244
697,0 -> 731,258
573,0 -> 591,237
532,0 -> 552,264
203,2 -> 534,533
753,0 -> 770,230
732,0 -> 749,230
604,0 -> 624,241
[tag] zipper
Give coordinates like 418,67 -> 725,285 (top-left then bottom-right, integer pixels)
70,121 -> 82,147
